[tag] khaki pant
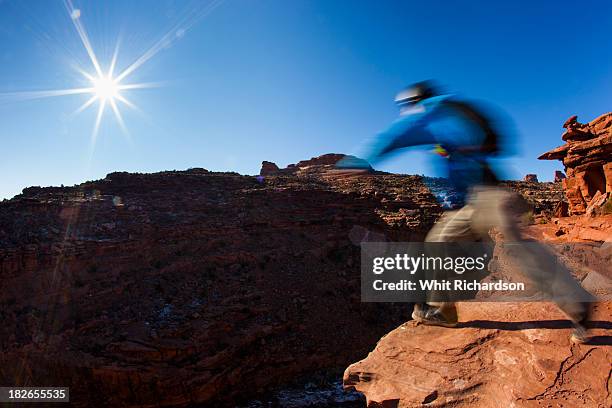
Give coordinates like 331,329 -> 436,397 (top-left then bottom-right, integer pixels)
425,186 -> 590,322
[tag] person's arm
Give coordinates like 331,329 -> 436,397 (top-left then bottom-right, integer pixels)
336,113 -> 436,169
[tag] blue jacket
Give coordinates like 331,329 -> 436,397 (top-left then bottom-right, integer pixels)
337,95 -> 501,206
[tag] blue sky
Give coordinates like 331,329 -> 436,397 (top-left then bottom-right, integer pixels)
1,0 -> 610,199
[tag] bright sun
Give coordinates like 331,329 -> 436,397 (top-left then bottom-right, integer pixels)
92,76 -> 120,101
0,0 -> 225,153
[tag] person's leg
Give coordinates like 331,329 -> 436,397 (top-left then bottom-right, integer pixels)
470,186 -> 592,341
425,208 -> 476,243
413,208 -> 476,326
412,302 -> 458,327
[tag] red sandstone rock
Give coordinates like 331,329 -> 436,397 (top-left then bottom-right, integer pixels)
554,170 -> 566,182
294,153 -> 347,168
259,160 -> 280,175
344,302 -> 612,408
345,215 -> 612,406
539,113 -> 612,215
523,174 -> 539,183
0,164 -> 443,406
2,152 -> 607,406
259,153 -> 360,177
586,191 -> 609,216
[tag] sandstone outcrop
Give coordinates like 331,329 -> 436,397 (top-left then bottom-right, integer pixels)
344,215 -> 612,407
523,174 -> 539,183
344,302 -> 611,408
554,170 -> 566,183
259,153 -> 344,176
539,113 -> 612,215
294,153 -> 348,168
259,160 -> 280,176
258,153 -> 369,177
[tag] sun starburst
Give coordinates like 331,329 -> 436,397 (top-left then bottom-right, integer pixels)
64,0 -> 153,145
0,0 -> 225,157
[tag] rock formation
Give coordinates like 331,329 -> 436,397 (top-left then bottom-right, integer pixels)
500,180 -> 565,220
539,113 -> 612,215
554,170 -> 566,183
0,162 -> 444,406
2,152 -> 607,406
293,153 -> 348,168
259,160 -> 280,176
344,301 -> 612,407
258,153 -> 367,177
523,174 -> 539,183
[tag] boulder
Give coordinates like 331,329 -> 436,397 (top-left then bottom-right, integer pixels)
585,191 -> 609,216
553,200 -> 569,217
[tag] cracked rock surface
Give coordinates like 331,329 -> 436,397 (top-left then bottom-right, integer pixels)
344,301 -> 611,408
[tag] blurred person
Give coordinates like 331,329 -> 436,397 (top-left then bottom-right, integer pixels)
332,81 -> 593,343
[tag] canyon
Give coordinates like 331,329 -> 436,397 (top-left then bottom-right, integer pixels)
1,114 -> 610,407
0,157 -> 443,406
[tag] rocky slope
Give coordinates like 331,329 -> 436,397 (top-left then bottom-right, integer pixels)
500,180 -> 565,220
0,161 -> 445,407
262,153 -> 566,219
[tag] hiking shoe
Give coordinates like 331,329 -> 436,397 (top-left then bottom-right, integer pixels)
570,324 -> 588,344
412,303 -> 458,328
570,302 -> 592,344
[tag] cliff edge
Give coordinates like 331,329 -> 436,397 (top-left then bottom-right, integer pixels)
344,301 -> 611,407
